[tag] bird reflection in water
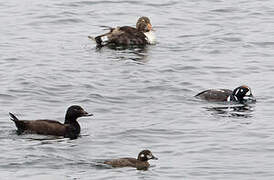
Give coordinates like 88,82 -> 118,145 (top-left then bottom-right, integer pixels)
205,104 -> 255,118
96,44 -> 149,63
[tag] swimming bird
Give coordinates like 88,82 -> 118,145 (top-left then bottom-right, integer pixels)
104,149 -> 158,170
90,17 -> 156,48
9,105 -> 93,139
195,85 -> 256,103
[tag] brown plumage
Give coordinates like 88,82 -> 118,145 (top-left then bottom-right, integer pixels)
195,89 -> 232,102
9,105 -> 93,139
104,150 -> 158,170
91,17 -> 153,47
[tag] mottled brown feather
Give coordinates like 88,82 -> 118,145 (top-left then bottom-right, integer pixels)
107,26 -> 147,46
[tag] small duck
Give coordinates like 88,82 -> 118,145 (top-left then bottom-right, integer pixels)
104,150 -> 158,170
195,85 -> 256,103
90,16 -> 156,47
9,105 -> 93,139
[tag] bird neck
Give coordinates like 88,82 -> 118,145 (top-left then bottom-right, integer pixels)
64,120 -> 81,139
64,115 -> 78,124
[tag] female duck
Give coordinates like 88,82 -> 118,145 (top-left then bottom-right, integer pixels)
91,16 -> 156,47
104,150 -> 158,170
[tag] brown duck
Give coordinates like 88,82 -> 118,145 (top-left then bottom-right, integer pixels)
9,105 -> 93,139
104,150 -> 158,170
90,17 -> 155,47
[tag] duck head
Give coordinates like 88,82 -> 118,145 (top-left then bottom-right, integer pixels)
136,17 -> 153,32
137,150 -> 158,161
231,85 -> 256,103
65,105 -> 93,123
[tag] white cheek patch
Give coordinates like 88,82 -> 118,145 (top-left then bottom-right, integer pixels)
246,90 -> 251,96
140,154 -> 145,158
147,154 -> 152,159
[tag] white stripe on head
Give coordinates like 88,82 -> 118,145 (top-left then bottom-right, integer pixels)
227,96 -> 231,102
245,89 -> 251,96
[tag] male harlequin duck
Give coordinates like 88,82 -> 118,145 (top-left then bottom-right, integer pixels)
90,16 -> 156,47
9,105 -> 93,139
104,150 -> 158,170
195,85 -> 256,103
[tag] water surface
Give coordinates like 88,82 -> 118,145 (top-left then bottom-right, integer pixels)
1,0 -> 274,179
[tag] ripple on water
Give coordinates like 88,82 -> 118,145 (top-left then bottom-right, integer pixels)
1,0 -> 274,179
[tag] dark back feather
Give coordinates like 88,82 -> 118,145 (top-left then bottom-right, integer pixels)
195,89 -> 232,102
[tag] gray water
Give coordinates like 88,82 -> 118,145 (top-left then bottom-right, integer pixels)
1,0 -> 274,179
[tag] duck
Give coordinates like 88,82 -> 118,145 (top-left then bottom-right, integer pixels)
90,16 -> 156,47
104,149 -> 158,170
9,105 -> 93,139
195,85 -> 256,103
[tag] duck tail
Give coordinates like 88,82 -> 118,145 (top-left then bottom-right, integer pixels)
9,112 -> 19,122
88,34 -> 109,47
89,26 -> 115,47
88,36 -> 96,41
9,112 -> 25,134
94,33 -> 110,46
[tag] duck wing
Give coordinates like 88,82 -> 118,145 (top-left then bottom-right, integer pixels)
9,112 -> 66,136
22,120 -> 66,136
95,26 -> 147,46
104,157 -> 137,167
195,89 -> 232,102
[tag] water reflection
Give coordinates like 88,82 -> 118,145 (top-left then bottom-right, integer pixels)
205,104 -> 255,118
96,45 -> 149,62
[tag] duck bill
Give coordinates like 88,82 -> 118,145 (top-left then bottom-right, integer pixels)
147,23 -> 153,31
81,110 -> 94,117
151,155 -> 158,160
